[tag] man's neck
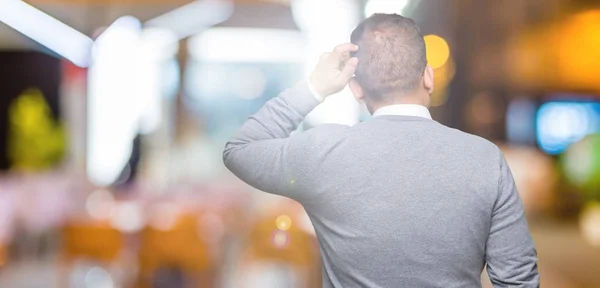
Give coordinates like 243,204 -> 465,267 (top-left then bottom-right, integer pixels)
368,98 -> 429,114
371,104 -> 432,119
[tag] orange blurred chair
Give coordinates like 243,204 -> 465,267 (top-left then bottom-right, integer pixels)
62,221 -> 123,262
137,212 -> 216,288
59,221 -> 125,287
0,243 -> 7,269
237,205 -> 321,288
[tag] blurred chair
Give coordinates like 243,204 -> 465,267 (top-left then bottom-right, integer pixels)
62,221 -> 123,262
236,205 -> 321,288
137,212 -> 216,288
59,221 -> 124,287
0,243 -> 6,268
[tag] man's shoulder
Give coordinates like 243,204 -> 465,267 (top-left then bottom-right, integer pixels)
436,124 -> 501,157
293,123 -> 351,148
302,123 -> 351,136
442,125 -> 495,144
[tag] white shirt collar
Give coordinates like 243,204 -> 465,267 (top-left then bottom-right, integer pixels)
373,104 -> 432,119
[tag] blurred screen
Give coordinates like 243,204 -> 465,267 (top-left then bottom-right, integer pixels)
507,99 -> 537,145
536,99 -> 600,155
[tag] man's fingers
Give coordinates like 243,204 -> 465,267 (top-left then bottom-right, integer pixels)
332,43 -> 359,57
309,44 -> 359,97
338,51 -> 351,70
338,57 -> 359,83
331,44 -> 358,70
320,52 -> 332,61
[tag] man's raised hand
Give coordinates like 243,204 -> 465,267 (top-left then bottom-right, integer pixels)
309,43 -> 359,99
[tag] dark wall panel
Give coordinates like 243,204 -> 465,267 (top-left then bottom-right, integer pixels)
0,51 -> 61,170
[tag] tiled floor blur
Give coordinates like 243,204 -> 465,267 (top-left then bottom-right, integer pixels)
0,259 -> 59,288
530,221 -> 600,288
0,221 -> 598,288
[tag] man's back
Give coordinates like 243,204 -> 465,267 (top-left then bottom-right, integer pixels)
224,13 -> 539,285
299,116 -> 534,287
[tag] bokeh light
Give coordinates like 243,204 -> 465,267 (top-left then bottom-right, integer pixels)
562,134 -> 600,193
86,189 -> 116,220
271,230 -> 290,249
555,10 -> 600,90
507,10 -> 600,92
110,201 -> 144,233
424,35 -> 450,69
148,203 -> 180,231
580,203 -> 600,247
275,215 -> 292,231
84,266 -> 115,288
537,102 -> 600,155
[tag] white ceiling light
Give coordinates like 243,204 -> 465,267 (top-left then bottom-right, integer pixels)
292,0 -> 359,33
364,0 -> 411,17
138,27 -> 179,61
0,0 -> 94,67
188,28 -> 307,63
87,16 -> 143,187
145,0 -> 233,40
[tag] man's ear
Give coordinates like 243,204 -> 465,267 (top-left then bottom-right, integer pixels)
423,65 -> 434,94
349,78 -> 364,103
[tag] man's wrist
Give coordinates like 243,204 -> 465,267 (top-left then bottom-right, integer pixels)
307,77 -> 324,102
280,80 -> 322,117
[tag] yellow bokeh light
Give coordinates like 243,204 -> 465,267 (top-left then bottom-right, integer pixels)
275,215 -> 292,231
507,9 -> 600,92
555,10 -> 600,90
424,35 -> 450,69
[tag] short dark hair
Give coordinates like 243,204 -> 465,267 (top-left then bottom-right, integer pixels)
350,14 -> 427,100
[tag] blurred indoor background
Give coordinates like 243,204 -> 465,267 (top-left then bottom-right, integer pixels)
0,0 -> 599,287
